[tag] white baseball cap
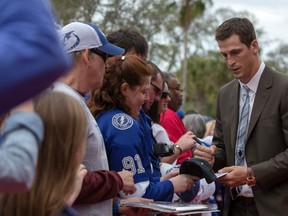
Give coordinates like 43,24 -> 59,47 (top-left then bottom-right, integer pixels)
60,21 -> 125,55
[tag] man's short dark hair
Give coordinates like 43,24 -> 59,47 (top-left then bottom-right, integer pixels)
107,28 -> 148,57
215,17 -> 256,48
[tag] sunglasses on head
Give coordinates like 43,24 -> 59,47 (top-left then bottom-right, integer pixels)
90,48 -> 109,63
161,91 -> 170,99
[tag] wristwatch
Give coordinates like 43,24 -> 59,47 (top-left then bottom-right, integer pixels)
174,144 -> 183,155
246,167 -> 256,186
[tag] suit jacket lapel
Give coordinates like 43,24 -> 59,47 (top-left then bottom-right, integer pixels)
229,80 -> 240,152
247,67 -> 272,139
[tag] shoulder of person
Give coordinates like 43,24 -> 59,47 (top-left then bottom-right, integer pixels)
98,109 -> 141,133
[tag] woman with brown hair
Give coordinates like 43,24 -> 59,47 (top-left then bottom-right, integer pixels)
0,91 -> 88,216
89,55 -> 195,202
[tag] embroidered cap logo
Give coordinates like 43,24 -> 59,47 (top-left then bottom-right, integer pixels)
62,31 -> 80,52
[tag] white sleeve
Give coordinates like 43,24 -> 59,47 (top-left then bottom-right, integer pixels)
152,123 -> 174,145
192,179 -> 216,203
119,181 -> 149,198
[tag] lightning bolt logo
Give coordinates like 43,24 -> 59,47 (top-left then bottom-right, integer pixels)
119,115 -> 125,127
112,113 -> 133,130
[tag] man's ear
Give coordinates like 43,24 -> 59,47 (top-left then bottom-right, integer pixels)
251,39 -> 259,54
82,49 -> 91,65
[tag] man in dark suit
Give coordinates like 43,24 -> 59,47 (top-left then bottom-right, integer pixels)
194,17 -> 288,216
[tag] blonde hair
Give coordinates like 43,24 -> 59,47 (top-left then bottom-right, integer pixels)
205,120 -> 216,137
0,91 -> 87,216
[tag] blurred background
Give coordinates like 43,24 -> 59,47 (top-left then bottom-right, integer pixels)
52,0 -> 288,118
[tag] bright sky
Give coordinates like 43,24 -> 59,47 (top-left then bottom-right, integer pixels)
213,0 -> 288,45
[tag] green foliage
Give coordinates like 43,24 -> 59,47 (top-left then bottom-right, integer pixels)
179,0 -> 206,28
265,43 -> 288,73
51,0 -> 100,24
177,51 -> 233,118
51,0 -> 185,72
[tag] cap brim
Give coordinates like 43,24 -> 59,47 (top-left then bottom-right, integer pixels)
97,43 -> 125,56
180,158 -> 217,184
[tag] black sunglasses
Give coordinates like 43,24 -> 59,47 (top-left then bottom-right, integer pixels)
90,48 -> 109,63
150,82 -> 162,95
161,91 -> 170,99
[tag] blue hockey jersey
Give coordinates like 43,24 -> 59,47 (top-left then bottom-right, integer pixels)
97,109 -> 174,201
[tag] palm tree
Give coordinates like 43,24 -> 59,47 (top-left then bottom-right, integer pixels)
179,0 -> 211,108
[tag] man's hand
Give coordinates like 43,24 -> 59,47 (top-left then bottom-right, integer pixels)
194,145 -> 216,166
217,166 -> 248,187
170,174 -> 198,193
176,131 -> 196,152
118,170 -> 136,195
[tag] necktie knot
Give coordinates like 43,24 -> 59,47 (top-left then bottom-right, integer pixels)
242,85 -> 249,96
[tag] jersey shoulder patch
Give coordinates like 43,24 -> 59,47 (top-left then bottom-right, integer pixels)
112,113 -> 133,130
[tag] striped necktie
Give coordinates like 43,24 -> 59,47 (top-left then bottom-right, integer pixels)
235,85 -> 250,166
231,85 -> 250,200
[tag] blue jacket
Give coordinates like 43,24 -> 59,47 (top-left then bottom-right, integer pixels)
0,0 -> 71,114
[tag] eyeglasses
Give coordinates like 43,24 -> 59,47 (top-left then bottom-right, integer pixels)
150,82 -> 162,95
90,48 -> 109,63
168,86 -> 183,93
161,91 -> 170,99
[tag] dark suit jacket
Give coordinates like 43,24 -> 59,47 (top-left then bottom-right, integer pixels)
213,66 -> 288,216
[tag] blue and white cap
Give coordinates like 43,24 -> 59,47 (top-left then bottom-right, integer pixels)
60,21 -> 125,55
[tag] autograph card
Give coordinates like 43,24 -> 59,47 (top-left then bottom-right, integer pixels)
215,172 -> 228,178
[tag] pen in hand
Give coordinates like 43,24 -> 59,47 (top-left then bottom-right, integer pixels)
193,136 -> 204,145
193,137 -> 215,157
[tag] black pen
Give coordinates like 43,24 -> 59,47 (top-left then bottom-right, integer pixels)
193,136 -> 204,145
